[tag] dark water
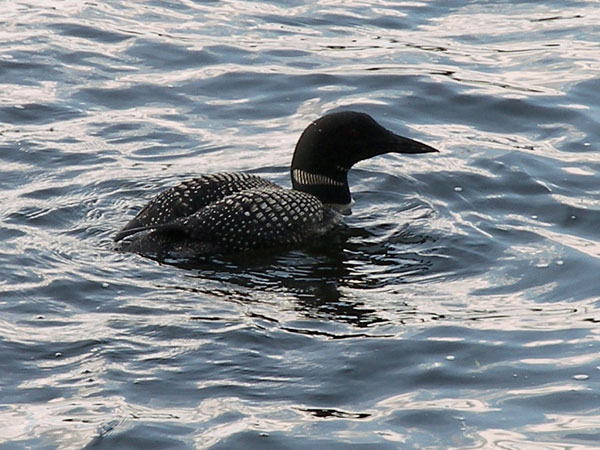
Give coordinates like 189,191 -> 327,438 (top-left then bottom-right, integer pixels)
2,1 -> 599,448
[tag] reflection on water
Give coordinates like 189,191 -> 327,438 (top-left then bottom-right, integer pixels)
1,0 -> 600,448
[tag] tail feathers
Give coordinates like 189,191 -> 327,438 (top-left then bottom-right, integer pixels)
114,221 -> 187,242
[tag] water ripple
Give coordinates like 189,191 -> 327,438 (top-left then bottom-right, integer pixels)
1,0 -> 599,448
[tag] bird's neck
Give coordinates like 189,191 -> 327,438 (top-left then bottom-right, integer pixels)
290,166 -> 351,206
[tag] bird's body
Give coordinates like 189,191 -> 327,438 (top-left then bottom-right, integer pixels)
115,111 -> 437,258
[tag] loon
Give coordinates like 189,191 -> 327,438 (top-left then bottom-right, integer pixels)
115,111 -> 438,257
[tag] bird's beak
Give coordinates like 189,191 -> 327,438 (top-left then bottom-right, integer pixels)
387,131 -> 439,154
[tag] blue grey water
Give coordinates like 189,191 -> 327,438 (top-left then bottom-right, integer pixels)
1,0 -> 599,448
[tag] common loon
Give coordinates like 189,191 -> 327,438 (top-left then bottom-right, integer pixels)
115,111 -> 438,257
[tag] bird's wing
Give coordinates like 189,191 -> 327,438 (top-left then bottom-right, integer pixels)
134,188 -> 340,253
114,172 -> 279,241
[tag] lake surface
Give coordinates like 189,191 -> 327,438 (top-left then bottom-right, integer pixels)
1,1 -> 599,448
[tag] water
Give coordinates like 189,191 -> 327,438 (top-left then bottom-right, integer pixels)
1,0 -> 599,448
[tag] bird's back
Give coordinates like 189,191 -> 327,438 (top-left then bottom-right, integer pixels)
115,172 -> 279,242
115,172 -> 342,258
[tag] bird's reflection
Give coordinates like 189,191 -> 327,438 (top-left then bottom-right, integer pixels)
155,223 -> 438,327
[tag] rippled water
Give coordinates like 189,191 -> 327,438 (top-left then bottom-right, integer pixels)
2,1 -> 599,448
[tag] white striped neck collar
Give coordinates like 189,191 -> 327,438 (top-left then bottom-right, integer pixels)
292,169 -> 345,187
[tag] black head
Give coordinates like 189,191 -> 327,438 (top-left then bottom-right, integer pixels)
290,111 -> 438,206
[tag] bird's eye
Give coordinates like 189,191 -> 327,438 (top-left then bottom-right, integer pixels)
349,128 -> 360,138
